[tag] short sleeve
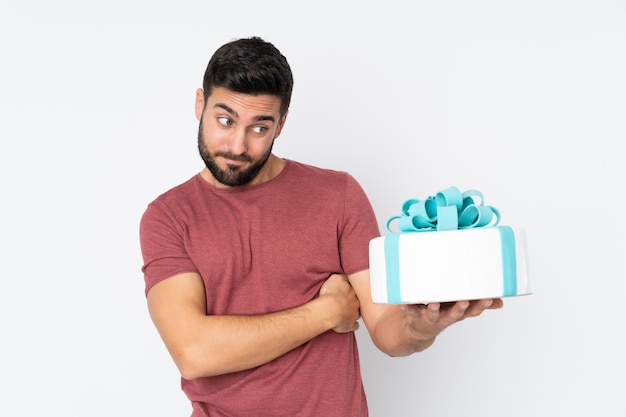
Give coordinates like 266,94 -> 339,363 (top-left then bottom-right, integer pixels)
338,175 -> 381,275
139,202 -> 199,295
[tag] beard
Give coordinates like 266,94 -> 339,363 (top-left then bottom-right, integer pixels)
197,120 -> 274,187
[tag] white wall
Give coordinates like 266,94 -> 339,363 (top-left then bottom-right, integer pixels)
1,1 -> 624,416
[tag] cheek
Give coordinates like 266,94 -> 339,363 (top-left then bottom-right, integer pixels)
201,124 -> 229,147
249,136 -> 275,154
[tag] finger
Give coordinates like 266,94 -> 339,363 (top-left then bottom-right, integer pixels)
477,299 -> 493,310
344,320 -> 360,333
426,302 -> 441,322
447,300 -> 470,321
463,299 -> 496,318
461,301 -> 486,318
487,298 -> 504,309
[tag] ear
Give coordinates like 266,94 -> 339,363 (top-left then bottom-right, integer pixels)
195,88 -> 205,121
273,111 -> 289,139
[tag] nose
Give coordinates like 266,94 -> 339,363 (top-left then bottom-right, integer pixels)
228,128 -> 248,155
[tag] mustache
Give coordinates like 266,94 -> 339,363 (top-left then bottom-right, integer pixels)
214,152 -> 252,163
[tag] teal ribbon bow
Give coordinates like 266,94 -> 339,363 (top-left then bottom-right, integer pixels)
386,186 -> 501,233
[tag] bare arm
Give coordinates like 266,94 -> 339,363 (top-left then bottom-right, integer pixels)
348,269 -> 503,356
146,272 -> 360,379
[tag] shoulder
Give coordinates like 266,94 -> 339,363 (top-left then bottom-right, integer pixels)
284,159 -> 357,187
280,160 -> 371,210
140,174 -> 204,226
148,174 -> 203,208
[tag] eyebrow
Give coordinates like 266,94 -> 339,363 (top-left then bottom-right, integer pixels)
214,103 -> 276,123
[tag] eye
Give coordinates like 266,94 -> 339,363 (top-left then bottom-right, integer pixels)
252,125 -> 268,134
217,117 -> 232,127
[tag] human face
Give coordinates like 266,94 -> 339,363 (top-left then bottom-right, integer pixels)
196,87 -> 287,187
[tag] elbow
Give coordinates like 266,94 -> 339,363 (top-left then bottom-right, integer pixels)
177,360 -> 203,381
173,347 -> 201,380
172,343 -> 219,380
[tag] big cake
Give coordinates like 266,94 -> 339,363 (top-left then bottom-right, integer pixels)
369,186 -> 530,304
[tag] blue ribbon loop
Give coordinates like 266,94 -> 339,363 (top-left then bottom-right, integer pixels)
386,186 -> 501,233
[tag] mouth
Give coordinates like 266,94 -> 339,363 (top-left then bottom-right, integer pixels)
223,158 -> 248,168
217,153 -> 251,167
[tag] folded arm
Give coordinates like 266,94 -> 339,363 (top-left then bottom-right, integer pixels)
348,269 -> 503,356
146,272 -> 360,379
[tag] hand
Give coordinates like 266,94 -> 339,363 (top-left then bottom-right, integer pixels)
402,298 -> 503,347
318,274 -> 361,333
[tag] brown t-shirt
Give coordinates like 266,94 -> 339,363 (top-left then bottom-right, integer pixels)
140,159 -> 380,416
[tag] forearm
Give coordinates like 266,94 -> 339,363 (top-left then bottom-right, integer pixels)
148,272 -> 359,380
349,269 -> 436,357
370,305 -> 436,357
171,296 -> 338,379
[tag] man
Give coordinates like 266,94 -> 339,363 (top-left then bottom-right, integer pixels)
140,36 -> 502,416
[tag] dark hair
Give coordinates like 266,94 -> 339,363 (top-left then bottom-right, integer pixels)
202,37 -> 293,116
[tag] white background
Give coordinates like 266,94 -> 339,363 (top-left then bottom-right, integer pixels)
1,0 -> 624,416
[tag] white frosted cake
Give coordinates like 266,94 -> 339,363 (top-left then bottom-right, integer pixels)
369,187 -> 530,304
